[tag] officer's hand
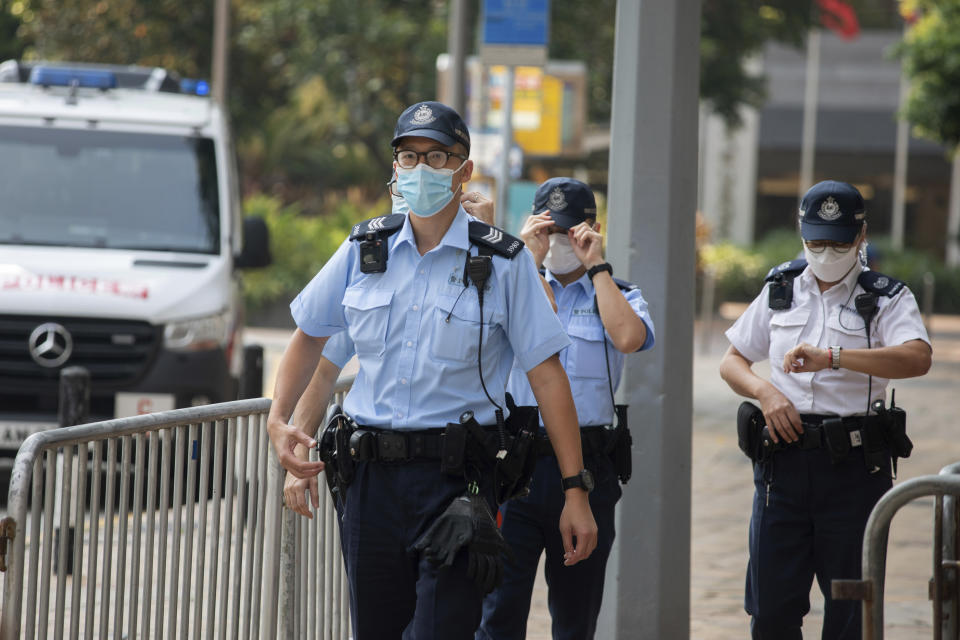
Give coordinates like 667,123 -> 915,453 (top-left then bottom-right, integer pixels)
783,342 -> 830,374
267,417 -> 325,478
558,490 -> 598,566
284,469 -> 320,519
568,222 -> 604,269
461,191 -> 495,224
756,384 -> 803,444
520,211 -> 555,268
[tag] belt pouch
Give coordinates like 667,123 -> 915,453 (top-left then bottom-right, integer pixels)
611,405 -> 632,483
822,418 -> 850,464
886,407 -> 913,458
349,429 -> 376,462
441,422 -> 467,476
859,423 -> 888,474
737,401 -> 765,462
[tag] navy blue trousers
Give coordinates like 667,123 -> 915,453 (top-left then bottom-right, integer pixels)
746,446 -> 891,640
476,451 -> 620,640
338,460 -> 493,640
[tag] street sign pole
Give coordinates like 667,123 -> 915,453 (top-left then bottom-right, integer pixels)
495,66 -> 515,229
481,0 -> 549,228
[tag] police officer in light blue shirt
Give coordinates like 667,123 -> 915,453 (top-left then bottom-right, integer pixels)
266,102 -> 598,639
478,178 -> 655,640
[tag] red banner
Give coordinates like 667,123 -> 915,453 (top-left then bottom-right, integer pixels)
818,0 -> 860,40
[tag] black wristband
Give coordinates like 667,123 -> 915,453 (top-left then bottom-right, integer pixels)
586,262 -> 613,281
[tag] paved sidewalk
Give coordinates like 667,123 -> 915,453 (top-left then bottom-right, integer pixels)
250,314 -> 960,639
689,313 -> 960,640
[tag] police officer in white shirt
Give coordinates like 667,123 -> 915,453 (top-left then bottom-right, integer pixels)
719,180 -> 932,640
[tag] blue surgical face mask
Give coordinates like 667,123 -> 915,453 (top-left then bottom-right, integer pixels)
395,161 -> 465,218
391,193 -> 409,216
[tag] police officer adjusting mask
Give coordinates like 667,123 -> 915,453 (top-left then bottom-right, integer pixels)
799,180 -> 867,283
533,177 -> 598,274
391,101 -> 471,217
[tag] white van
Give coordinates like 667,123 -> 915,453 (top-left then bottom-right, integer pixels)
0,61 -> 270,465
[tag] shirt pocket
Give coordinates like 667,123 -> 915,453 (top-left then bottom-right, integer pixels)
342,286 -> 393,357
431,292 -> 488,363
825,306 -> 871,350
768,307 -> 808,364
567,322 -> 608,380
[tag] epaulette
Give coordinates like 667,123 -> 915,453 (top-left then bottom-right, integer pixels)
468,220 -> 524,259
764,258 -> 807,282
612,276 -> 637,292
348,214 -> 405,242
858,270 -> 905,298
765,258 -> 807,310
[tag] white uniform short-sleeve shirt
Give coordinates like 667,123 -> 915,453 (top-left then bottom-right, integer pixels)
725,265 -> 930,416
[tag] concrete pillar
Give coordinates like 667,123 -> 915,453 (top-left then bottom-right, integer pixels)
598,1 -> 700,638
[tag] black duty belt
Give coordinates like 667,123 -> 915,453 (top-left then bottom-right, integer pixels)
534,426 -> 614,458
791,414 -> 886,451
350,427 -> 446,462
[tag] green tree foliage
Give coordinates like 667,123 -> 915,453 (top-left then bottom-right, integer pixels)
0,1 -> 27,61
896,1 -> 960,152
701,1 -> 814,127
242,193 -> 384,311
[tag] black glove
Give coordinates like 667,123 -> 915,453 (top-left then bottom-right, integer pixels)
413,493 -> 513,594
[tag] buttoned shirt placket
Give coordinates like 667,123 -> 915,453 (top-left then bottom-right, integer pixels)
394,254 -> 426,428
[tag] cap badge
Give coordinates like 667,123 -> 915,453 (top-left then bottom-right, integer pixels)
817,196 -> 842,221
548,187 -> 568,211
412,104 -> 436,124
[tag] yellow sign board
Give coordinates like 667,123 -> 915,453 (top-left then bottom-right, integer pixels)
488,66 -> 564,156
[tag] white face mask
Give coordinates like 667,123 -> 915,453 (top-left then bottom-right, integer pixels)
803,243 -> 862,282
542,234 -> 582,274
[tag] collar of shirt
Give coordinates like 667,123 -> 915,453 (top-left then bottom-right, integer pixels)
544,268 -> 593,297
391,207 -> 472,256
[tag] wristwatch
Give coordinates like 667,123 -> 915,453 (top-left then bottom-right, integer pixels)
586,262 -> 613,281
561,469 -> 595,493
830,345 -> 842,370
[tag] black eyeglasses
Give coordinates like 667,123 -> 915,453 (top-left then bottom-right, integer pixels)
394,149 -> 467,170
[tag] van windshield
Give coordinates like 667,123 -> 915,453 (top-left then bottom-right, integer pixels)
0,127 -> 220,253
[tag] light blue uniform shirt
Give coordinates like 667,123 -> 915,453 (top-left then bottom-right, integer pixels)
320,332 -> 355,369
291,208 -> 570,429
505,269 -> 654,427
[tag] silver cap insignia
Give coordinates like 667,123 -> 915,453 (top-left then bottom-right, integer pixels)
817,196 -> 842,221
548,187 -> 567,211
412,105 -> 436,124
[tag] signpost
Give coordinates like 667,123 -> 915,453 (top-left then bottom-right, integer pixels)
481,0 -> 550,227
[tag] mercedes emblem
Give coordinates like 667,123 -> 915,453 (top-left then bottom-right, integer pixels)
28,322 -> 73,368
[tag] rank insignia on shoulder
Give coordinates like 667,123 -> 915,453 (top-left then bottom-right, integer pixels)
349,214 -> 405,274
349,214 -> 406,242
764,258 -> 807,282
858,270 -> 904,298
468,221 -> 524,259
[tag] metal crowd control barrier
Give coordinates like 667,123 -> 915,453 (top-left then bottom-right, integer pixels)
0,375 -> 354,640
831,467 -> 960,640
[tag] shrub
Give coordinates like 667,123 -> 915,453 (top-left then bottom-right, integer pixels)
242,194 -> 386,313
699,231 -> 960,314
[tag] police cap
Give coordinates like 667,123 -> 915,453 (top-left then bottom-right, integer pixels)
532,177 -> 597,230
798,180 -> 866,243
392,101 -> 471,153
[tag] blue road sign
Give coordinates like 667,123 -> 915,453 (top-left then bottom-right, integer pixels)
483,0 -> 550,47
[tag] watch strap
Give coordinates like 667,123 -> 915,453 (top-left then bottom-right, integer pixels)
587,262 -> 613,281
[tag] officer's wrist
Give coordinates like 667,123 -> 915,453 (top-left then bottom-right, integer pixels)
583,258 -> 606,271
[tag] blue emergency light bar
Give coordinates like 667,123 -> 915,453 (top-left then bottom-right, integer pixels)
180,78 -> 211,96
29,66 -> 117,90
